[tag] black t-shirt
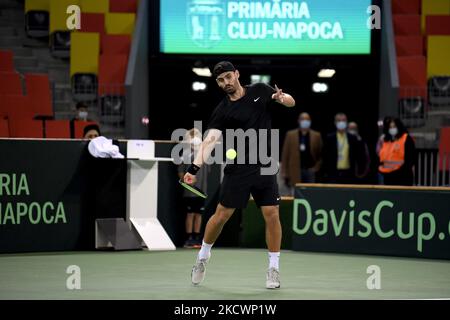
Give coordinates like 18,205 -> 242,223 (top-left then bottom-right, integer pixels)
206,83 -> 277,174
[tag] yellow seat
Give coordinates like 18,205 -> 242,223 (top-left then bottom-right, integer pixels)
427,36 -> 450,78
25,0 -> 49,13
105,13 -> 135,35
422,0 -> 450,31
80,0 -> 109,13
70,32 -> 100,77
50,0 -> 80,32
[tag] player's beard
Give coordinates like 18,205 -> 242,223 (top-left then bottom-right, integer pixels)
224,85 -> 236,94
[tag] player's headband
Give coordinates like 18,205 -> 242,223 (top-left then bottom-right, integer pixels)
213,61 -> 236,78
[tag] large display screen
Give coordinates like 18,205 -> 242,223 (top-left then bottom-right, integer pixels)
160,0 -> 372,55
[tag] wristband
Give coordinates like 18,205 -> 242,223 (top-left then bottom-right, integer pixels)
187,164 -> 201,175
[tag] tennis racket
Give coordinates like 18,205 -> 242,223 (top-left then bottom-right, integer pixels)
179,179 -> 207,199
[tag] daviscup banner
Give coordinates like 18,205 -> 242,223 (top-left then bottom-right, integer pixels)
293,185 -> 450,259
160,0 -> 372,54
0,140 -> 127,253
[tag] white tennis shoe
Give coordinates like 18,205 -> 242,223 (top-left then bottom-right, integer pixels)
191,254 -> 210,285
266,267 -> 281,289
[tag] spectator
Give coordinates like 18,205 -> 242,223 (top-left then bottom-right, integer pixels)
378,118 -> 416,186
348,121 -> 371,179
70,102 -> 92,138
324,113 -> 364,184
178,128 -> 208,248
281,112 -> 323,190
83,123 -> 101,140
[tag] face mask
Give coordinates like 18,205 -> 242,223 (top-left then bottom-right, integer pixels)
348,130 -> 358,136
299,120 -> 311,129
191,137 -> 202,146
336,121 -> 347,131
78,111 -> 88,120
389,127 -> 398,137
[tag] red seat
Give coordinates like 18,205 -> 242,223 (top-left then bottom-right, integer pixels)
0,50 -> 14,72
395,35 -> 424,56
98,54 -> 127,95
80,13 -> 105,34
397,56 -> 427,98
392,0 -> 421,14
9,117 -> 44,138
0,72 -> 23,95
25,73 -> 53,117
101,34 -> 131,55
74,120 -> 99,139
109,0 -> 137,13
0,94 -> 33,118
439,127 -> 450,171
0,118 -> 9,137
45,120 -> 71,138
426,15 -> 450,35
393,15 -> 422,35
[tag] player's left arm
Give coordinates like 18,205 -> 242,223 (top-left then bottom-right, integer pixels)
272,84 -> 296,107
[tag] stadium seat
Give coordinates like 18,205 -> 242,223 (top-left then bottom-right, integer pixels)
71,32 -> 100,101
50,0 -> 80,57
422,0 -> 450,31
0,50 -> 14,72
105,13 -> 135,35
8,117 -> 44,138
25,0 -> 50,37
80,0 -> 109,13
395,35 -> 424,56
439,127 -> 450,171
101,34 -> 131,55
25,74 -> 53,118
79,13 -> 105,34
426,16 -> 450,35
392,0 -> 421,14
393,15 -> 422,35
397,56 -> 427,98
0,118 -> 9,137
428,76 -> 450,106
0,95 -> 33,119
0,72 -> 23,95
427,36 -> 450,78
45,120 -> 71,138
109,0 -> 137,13
98,54 -> 127,96
74,120 -> 99,139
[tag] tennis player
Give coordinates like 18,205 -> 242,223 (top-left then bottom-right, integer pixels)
183,61 -> 295,289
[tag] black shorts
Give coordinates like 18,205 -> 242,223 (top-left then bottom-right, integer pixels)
219,171 -> 280,209
183,197 -> 205,214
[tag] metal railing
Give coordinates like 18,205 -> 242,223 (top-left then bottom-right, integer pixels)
73,83 -> 126,139
415,149 -> 450,187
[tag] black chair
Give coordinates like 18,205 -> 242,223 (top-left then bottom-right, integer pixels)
25,11 -> 49,38
399,97 -> 426,128
50,31 -> 71,58
72,73 -> 98,102
428,76 -> 450,107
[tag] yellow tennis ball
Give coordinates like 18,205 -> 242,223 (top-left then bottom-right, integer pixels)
226,148 -> 237,160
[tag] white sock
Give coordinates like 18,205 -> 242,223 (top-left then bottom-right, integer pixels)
198,241 -> 213,260
268,252 -> 280,270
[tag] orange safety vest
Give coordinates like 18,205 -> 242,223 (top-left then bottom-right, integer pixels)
379,133 -> 408,173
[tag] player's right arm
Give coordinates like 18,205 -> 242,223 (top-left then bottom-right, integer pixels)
183,129 -> 222,185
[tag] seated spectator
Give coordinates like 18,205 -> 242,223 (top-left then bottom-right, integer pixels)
70,102 -> 92,138
83,124 -> 101,140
